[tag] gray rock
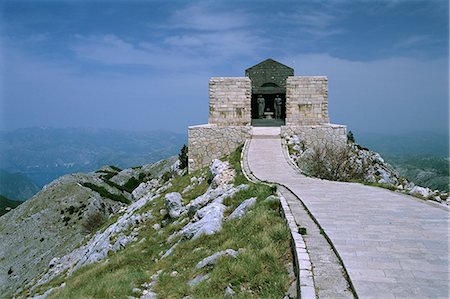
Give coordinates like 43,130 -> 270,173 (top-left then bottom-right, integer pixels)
228,197 -> 257,220
164,192 -> 185,218
30,192 -> 158,290
161,240 -> 180,259
410,186 -> 431,198
196,249 -> 239,269
187,274 -> 210,287
177,202 -> 226,240
210,159 -> 235,188
187,184 -> 249,215
224,286 -> 236,298
264,195 -> 280,204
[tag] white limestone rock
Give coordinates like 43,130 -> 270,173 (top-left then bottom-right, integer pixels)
164,192 -> 185,218
409,186 -> 431,198
132,179 -> 159,199
187,274 -> 210,287
288,135 -> 300,145
228,197 -> 257,220
178,202 -> 226,240
195,249 -> 240,269
186,184 -> 249,216
224,286 -> 236,298
210,159 -> 235,188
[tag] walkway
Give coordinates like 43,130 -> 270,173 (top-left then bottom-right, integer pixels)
245,127 -> 449,299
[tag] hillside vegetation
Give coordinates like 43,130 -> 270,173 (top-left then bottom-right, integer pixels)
0,195 -> 22,216
5,148 -> 292,299
0,169 -> 40,201
384,155 -> 449,192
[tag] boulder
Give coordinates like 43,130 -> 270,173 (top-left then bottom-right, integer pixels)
195,249 -> 239,269
187,274 -> 209,287
228,197 -> 257,220
410,186 -> 431,198
164,192 -> 185,218
176,202 -> 226,240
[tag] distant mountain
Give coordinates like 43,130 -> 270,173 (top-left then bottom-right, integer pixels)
0,169 -> 40,201
356,131 -> 449,157
355,131 -> 449,192
0,127 -> 187,193
0,195 -> 22,216
383,156 -> 449,192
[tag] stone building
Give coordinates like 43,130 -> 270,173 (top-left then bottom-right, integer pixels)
188,58 -> 347,172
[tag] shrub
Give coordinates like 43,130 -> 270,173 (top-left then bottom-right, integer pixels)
82,211 -> 106,234
178,145 -> 188,170
122,177 -> 141,193
300,142 -> 369,182
347,130 -> 355,143
81,182 -> 130,204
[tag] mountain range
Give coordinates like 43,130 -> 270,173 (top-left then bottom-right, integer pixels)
0,127 -> 187,200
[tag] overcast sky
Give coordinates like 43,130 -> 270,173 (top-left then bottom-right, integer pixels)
0,0 -> 448,135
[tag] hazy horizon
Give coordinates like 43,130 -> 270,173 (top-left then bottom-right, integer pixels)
1,0 -> 448,135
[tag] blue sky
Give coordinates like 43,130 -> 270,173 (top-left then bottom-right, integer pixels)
0,0 -> 448,135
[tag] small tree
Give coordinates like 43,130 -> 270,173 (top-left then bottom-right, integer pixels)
178,144 -> 188,170
347,131 -> 355,143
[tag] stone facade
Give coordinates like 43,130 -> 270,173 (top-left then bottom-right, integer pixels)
208,77 -> 251,126
188,59 -> 347,173
188,124 -> 252,172
285,77 -> 329,125
281,124 -> 347,147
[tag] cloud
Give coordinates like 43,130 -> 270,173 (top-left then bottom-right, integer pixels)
393,35 -> 433,49
276,5 -> 345,39
72,28 -> 266,69
71,34 -> 210,69
26,33 -> 50,43
168,2 -> 248,31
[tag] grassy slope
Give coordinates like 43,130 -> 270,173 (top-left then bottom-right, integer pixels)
41,148 -> 291,298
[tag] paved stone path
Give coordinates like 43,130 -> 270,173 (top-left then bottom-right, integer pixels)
246,128 -> 449,299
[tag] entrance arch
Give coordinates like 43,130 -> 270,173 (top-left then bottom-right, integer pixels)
245,58 -> 293,126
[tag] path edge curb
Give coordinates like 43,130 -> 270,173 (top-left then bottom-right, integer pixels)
241,139 -> 317,299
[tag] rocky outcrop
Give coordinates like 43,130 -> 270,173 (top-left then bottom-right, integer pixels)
164,192 -> 185,219
195,249 -> 240,269
228,197 -> 256,220
286,135 -> 449,205
0,158 -> 175,298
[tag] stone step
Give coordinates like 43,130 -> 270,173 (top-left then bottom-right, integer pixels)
251,126 -> 281,136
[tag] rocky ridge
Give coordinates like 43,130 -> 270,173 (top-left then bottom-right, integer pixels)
7,154 -> 284,299
0,157 -> 176,298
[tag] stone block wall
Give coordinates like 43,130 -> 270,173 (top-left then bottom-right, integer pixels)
208,77 -> 251,126
188,124 -> 252,172
281,124 -> 347,147
285,77 -> 329,125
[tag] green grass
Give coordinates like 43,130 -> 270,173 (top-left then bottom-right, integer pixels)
35,147 -> 291,299
359,181 -> 397,191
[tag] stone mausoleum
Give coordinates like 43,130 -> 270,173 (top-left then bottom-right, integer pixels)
188,58 -> 347,172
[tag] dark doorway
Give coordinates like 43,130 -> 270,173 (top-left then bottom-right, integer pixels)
251,93 -> 286,126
